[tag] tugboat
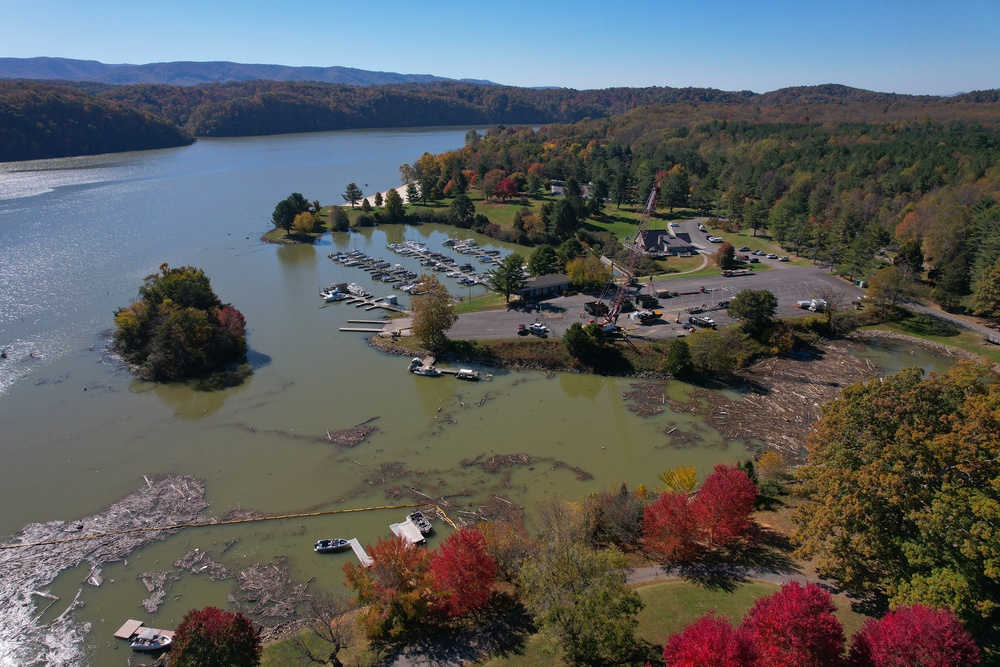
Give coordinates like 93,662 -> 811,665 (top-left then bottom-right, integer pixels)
314,538 -> 350,553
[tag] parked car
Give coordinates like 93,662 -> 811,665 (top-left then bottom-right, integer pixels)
778,256 -> 789,262
752,250 -> 766,255
517,324 -> 527,335
669,222 -> 680,227
748,257 -> 760,263
738,246 -> 750,252
709,237 -> 724,243
528,323 -> 549,336
767,253 -> 778,259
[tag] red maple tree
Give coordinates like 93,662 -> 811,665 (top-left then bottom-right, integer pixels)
662,612 -> 754,667
429,527 -> 498,618
169,606 -> 261,667
848,604 -> 980,667
343,536 -> 434,638
642,491 -> 700,562
692,464 -> 757,549
494,177 -> 519,203
217,305 -> 246,336
739,582 -> 845,667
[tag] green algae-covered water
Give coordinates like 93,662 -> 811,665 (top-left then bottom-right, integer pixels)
0,129 -> 957,666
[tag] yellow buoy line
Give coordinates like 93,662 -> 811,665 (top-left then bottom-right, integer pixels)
0,502 -> 427,550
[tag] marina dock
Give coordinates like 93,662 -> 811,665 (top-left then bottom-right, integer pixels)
114,619 -> 174,642
389,518 -> 427,545
348,538 -> 373,567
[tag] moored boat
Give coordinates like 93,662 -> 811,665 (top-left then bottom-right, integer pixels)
130,628 -> 172,652
314,538 -> 350,553
407,511 -> 434,535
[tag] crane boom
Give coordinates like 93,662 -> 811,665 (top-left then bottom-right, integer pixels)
603,186 -> 660,327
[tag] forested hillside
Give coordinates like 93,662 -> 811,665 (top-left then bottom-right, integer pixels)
0,81 -> 192,161
3,77 -> 1000,163
410,114 -> 1000,317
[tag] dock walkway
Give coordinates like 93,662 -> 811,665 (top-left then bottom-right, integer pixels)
348,538 -> 373,567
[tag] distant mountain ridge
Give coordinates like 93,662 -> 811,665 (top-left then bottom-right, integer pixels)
0,56 -> 497,86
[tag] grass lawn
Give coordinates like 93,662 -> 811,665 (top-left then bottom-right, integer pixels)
453,291 -> 510,314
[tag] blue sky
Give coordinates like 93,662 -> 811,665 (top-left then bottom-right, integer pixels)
2,0 -> 998,95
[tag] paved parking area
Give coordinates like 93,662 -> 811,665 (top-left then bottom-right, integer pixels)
446,264 -> 866,341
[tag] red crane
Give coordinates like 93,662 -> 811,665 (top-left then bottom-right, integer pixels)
603,185 -> 660,328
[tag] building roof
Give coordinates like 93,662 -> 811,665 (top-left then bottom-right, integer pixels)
524,273 -> 571,288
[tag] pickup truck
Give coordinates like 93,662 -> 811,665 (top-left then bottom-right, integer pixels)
528,323 -> 549,337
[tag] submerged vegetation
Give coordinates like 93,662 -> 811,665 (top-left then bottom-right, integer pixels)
112,263 -> 248,382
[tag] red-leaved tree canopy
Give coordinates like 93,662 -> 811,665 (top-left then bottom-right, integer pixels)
692,463 -> 758,549
169,606 -> 261,667
662,612 -> 754,667
848,604 -> 980,667
739,582 -> 845,667
429,526 -> 497,618
642,491 -> 700,562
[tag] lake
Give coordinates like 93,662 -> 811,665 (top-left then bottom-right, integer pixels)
0,128 -> 957,666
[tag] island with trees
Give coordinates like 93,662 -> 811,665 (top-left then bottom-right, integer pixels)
112,263 -> 248,382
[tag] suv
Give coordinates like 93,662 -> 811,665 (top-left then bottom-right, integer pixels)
766,253 -> 778,259
528,323 -> 549,336
517,324 -> 527,336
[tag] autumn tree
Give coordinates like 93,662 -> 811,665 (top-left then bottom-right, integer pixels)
867,264 -> 907,315
971,256 -> 1000,322
714,242 -> 736,269
519,535 -> 642,665
169,606 -> 261,667
292,210 -> 317,236
342,182 -> 363,209
410,274 -> 458,352
727,289 -> 778,338
848,605 -> 980,667
662,612 -> 753,667
793,362 -> 1000,627
642,491 -> 700,562
740,582 -> 845,667
271,192 -> 310,232
584,483 -> 647,551
113,264 -> 247,381
494,176 -> 518,202
658,465 -> 699,493
477,521 -> 535,584
430,527 -> 497,618
342,536 -> 434,639
692,464 -> 758,549
487,254 -> 526,303
566,255 -> 611,290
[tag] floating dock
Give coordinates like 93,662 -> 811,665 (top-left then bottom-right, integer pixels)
348,538 -> 373,567
114,619 -> 174,642
389,518 -> 427,545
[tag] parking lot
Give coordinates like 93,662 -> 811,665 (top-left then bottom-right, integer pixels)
446,263 -> 866,341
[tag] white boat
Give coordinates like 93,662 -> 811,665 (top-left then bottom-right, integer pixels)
314,538 -> 350,553
412,366 -> 442,377
130,628 -> 172,653
455,369 -> 480,381
323,290 -> 347,302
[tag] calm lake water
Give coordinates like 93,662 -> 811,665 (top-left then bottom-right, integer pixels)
0,128 -> 957,666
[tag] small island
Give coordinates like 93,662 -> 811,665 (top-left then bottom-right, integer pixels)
112,263 -> 248,382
